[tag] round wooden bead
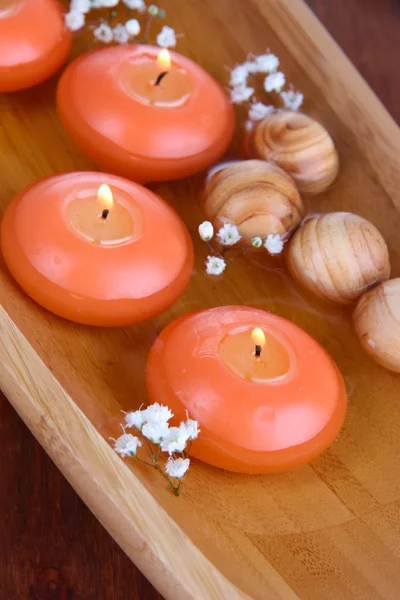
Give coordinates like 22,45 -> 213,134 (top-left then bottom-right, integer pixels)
243,111 -> 339,195
354,279 -> 400,373
203,159 -> 305,245
287,212 -> 390,304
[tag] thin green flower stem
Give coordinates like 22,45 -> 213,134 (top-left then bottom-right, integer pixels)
145,440 -> 155,460
106,8 -> 116,25
155,444 -> 161,462
134,455 -> 180,495
186,440 -> 193,457
143,14 -> 153,43
133,455 -> 156,469
154,464 -> 180,495
213,246 -> 235,260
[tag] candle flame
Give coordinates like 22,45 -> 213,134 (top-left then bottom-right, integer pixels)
157,48 -> 171,72
251,328 -> 266,348
97,184 -> 114,210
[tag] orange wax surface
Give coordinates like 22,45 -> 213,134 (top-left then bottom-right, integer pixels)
146,306 -> 347,474
0,173 -> 193,326
0,0 -> 72,92
56,45 -> 235,183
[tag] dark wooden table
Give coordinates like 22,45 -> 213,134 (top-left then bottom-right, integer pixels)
1,1 -> 399,598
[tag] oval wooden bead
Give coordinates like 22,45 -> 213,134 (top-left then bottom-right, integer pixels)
203,159 -> 305,245
287,212 -> 390,304
354,279 -> 400,373
243,111 -> 339,195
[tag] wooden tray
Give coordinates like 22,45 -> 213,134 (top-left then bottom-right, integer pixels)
1,1 -> 400,598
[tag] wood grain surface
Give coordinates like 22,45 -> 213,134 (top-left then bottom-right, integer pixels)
1,1 -> 400,599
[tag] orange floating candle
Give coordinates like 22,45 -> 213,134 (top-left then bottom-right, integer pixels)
0,0 -> 72,93
57,45 -> 235,183
1,172 -> 193,326
146,306 -> 347,474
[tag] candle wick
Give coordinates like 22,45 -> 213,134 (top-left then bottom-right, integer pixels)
155,71 -> 168,86
255,345 -> 262,358
101,209 -> 109,220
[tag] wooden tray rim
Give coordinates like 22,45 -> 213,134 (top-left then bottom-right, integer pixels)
2,1 -> 400,598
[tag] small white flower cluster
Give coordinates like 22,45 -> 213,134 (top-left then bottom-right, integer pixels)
281,90 -> 304,111
256,233 -> 285,255
248,102 -> 274,121
216,222 -> 242,246
112,403 -> 199,493
227,50 -> 303,122
198,221 -> 285,276
198,221 -> 242,276
65,0 -> 145,33
205,256 -> 226,276
113,432 -> 142,457
65,1 -> 177,48
124,0 -> 147,10
156,25 -> 177,48
199,221 -> 241,247
264,71 -> 285,93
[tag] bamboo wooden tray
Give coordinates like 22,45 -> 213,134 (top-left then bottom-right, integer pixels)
1,1 -> 400,598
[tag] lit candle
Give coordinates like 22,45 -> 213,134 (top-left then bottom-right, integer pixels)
154,48 -> 172,87
56,45 -> 235,183
0,0 -> 72,93
146,306 -> 347,474
1,172 -> 193,326
219,326 -> 290,381
67,183 -> 134,245
252,327 -> 266,358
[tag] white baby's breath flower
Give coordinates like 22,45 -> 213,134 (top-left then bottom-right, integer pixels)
156,25 -> 177,48
65,10 -> 85,31
125,18 -> 141,36
251,236 -> 263,248
216,223 -> 241,246
102,0 -> 119,6
70,0 -> 91,13
264,233 -> 284,255
165,457 -> 190,479
125,409 -> 146,430
160,426 -> 189,454
229,65 -> 248,87
114,433 -> 142,457
113,23 -> 129,44
255,53 -> 279,73
230,85 -> 254,104
179,419 -> 200,441
91,0 -> 105,6
148,3 -> 159,15
198,221 -> 214,242
142,422 -> 169,444
93,23 -> 113,43
264,71 -> 285,93
281,90 -> 304,111
248,102 -> 275,121
123,0 -> 146,10
243,60 -> 258,74
142,403 -> 173,425
205,256 -> 226,276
